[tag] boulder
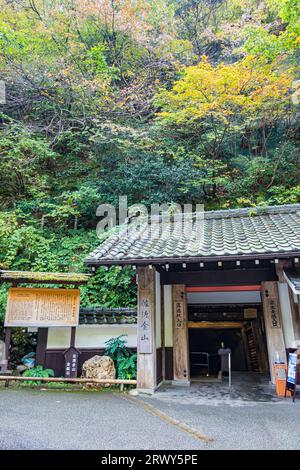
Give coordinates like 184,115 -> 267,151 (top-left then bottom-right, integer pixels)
81,355 -> 116,387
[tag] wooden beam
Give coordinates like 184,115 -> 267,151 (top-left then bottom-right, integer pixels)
0,376 -> 136,385
241,326 -> 252,371
261,281 -> 286,384
287,286 -> 300,343
186,285 -> 261,292
137,267 -> 157,391
188,321 -> 243,329
70,326 -> 76,347
172,285 -> 189,383
275,260 -> 293,283
1,328 -> 11,372
36,328 -> 48,367
160,268 -> 277,285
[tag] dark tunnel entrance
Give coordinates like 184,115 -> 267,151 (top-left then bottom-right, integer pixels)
189,328 -> 248,377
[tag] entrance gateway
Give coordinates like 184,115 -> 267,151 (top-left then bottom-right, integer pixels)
85,204 -> 300,392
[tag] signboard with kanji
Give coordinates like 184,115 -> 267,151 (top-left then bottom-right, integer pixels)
268,299 -> 281,328
138,295 -> 153,354
174,301 -> 185,328
5,287 -> 80,327
64,346 -> 80,378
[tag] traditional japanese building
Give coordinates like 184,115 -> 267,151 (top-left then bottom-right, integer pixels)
86,204 -> 300,392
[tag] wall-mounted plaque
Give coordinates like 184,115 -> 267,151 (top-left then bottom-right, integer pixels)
4,288 -> 80,327
244,308 -> 257,319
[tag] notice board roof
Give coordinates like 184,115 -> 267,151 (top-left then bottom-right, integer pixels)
0,270 -> 91,285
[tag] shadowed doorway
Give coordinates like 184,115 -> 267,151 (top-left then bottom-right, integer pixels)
189,328 -> 247,377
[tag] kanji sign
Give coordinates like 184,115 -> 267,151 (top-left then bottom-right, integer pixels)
138,295 -> 153,353
268,299 -> 281,328
174,301 -> 185,328
64,346 -> 80,378
5,287 -> 80,327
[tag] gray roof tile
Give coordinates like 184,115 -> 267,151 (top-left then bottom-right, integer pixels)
85,204 -> 300,265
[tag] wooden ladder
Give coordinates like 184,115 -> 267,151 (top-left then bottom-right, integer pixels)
244,323 -> 260,372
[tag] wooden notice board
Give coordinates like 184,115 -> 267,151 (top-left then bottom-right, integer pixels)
5,288 -> 80,327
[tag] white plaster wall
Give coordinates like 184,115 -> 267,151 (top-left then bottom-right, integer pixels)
47,325 -> 137,349
155,271 -> 162,348
164,285 -> 173,347
278,282 -> 298,348
47,327 -> 71,349
187,291 -> 261,304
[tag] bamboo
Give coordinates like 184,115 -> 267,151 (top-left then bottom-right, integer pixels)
0,376 -> 136,385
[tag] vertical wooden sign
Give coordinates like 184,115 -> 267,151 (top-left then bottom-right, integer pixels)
138,295 -> 153,354
137,267 -> 156,390
261,281 -> 286,384
172,285 -> 189,383
64,346 -> 80,378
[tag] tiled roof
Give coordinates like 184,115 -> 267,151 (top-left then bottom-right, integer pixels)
79,307 -> 136,324
85,204 -> 300,265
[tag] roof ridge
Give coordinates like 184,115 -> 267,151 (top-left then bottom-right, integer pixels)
125,203 -> 300,222
203,204 -> 300,219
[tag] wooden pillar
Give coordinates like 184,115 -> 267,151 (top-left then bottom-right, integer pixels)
1,327 -> 12,372
161,283 -> 165,382
261,281 -> 286,384
70,326 -> 76,347
172,284 -> 190,384
36,328 -> 48,367
289,289 -> 300,344
137,267 -> 157,391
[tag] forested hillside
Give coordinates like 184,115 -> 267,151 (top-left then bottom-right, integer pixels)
0,0 -> 299,315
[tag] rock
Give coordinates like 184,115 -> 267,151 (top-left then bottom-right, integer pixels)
81,355 -> 116,388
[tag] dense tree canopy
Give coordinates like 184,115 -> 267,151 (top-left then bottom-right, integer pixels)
0,0 -> 299,318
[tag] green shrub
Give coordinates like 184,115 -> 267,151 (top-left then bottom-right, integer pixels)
104,335 -> 137,380
22,365 -> 54,386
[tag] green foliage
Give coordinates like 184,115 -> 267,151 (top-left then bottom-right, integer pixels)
0,0 -> 299,343
22,365 -> 55,386
104,335 -> 137,380
117,354 -> 137,381
104,335 -> 131,363
245,0 -> 300,60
